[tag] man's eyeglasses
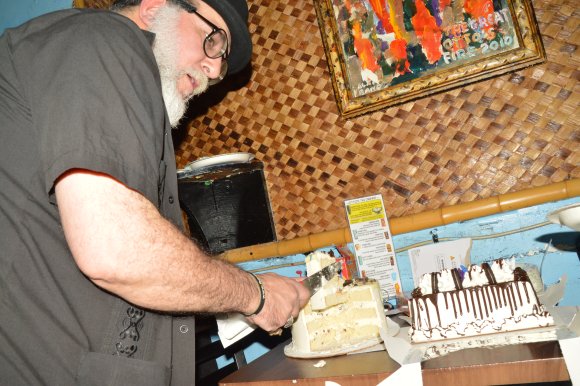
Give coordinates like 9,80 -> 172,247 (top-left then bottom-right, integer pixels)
173,0 -> 229,85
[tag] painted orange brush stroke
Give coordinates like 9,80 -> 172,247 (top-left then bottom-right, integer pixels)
368,0 -> 394,33
464,0 -> 494,20
352,21 -> 380,72
411,0 -> 442,64
383,0 -> 411,75
389,38 -> 411,74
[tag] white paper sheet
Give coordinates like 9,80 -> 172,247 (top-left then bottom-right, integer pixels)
408,238 -> 472,286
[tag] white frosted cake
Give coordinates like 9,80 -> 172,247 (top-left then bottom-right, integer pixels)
409,258 -> 553,343
287,251 -> 388,355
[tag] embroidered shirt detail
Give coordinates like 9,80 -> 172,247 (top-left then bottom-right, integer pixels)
114,306 -> 145,357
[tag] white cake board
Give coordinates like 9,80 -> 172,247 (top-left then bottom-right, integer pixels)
284,338 -> 384,359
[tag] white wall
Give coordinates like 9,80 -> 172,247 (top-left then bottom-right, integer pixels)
0,0 -> 71,34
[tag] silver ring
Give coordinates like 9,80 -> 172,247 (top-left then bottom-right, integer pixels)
283,315 -> 294,328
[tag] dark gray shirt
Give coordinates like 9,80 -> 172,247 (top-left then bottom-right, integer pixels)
0,9 -> 195,385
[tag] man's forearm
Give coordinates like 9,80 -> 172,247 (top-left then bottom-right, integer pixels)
55,170 -> 260,315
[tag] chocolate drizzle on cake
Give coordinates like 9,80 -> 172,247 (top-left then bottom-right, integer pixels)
481,287 -> 489,317
411,287 -> 423,298
451,268 -> 463,290
498,258 -> 504,269
410,282 -> 540,333
513,267 -> 529,282
431,272 -> 439,293
481,263 -> 496,284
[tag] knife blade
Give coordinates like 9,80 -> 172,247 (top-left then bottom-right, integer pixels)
268,261 -> 343,336
301,261 -> 342,295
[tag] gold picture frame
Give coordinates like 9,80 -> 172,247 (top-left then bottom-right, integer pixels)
72,0 -> 111,9
314,0 -> 546,118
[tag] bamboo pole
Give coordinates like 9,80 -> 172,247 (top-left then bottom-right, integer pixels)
222,179 -> 580,264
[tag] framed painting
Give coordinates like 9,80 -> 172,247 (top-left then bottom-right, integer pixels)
314,0 -> 546,118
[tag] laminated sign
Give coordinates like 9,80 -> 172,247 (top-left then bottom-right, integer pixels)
344,194 -> 401,300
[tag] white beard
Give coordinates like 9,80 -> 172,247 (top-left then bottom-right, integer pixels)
150,5 -> 209,128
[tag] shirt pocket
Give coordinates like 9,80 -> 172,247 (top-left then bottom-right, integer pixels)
76,351 -> 171,386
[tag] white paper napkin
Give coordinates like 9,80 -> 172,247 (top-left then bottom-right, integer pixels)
216,313 -> 256,348
560,335 -> 580,385
558,307 -> 580,386
377,362 -> 423,385
539,274 -> 567,307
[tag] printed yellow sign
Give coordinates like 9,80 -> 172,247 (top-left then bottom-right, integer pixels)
346,199 -> 384,224
345,194 -> 402,300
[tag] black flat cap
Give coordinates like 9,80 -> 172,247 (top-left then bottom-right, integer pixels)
202,0 -> 252,74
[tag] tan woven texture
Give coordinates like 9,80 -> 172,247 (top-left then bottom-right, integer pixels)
79,0 -> 579,240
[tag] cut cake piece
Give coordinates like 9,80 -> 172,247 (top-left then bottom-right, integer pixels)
288,251 -> 388,355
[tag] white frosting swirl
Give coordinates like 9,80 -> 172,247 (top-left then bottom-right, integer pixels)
416,258 -> 520,293
462,265 -> 489,288
437,270 -> 458,292
418,269 -> 458,294
490,257 -> 515,283
418,274 -> 434,295
306,251 -> 336,275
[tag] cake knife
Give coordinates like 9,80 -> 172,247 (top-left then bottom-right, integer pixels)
268,261 -> 342,336
301,261 -> 342,295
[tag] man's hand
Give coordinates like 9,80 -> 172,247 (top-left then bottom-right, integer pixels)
246,273 -> 311,332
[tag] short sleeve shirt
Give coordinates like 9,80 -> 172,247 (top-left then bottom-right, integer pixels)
0,9 -> 194,385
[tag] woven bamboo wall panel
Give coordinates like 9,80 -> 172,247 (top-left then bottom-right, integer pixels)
77,0 -> 579,240
176,0 -> 579,240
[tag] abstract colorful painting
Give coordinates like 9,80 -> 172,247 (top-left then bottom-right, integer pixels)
315,0 -> 545,117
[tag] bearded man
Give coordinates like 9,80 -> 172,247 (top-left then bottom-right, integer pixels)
0,1 -> 311,384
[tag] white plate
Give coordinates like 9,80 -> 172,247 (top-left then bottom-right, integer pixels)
182,152 -> 255,172
284,338 -> 383,359
547,202 -> 580,231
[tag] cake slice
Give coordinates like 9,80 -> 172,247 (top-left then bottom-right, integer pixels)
287,251 -> 388,355
408,258 -> 554,343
